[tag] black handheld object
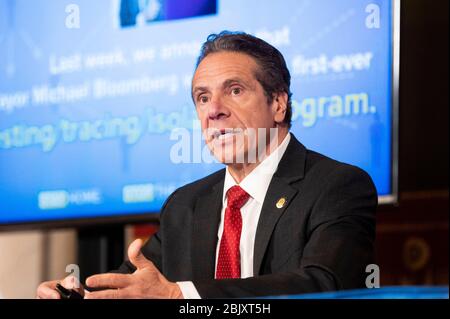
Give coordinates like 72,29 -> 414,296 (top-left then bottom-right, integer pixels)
55,283 -> 83,299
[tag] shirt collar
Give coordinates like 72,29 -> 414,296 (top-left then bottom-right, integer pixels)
223,132 -> 291,206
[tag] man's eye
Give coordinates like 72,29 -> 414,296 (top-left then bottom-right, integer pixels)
198,96 -> 208,103
231,87 -> 241,95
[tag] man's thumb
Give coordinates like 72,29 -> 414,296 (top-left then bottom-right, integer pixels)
128,239 -> 150,270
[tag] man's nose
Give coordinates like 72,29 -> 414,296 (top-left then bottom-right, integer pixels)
208,95 -> 229,120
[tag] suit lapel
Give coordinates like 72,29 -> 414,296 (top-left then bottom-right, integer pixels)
253,134 -> 307,275
253,177 -> 298,275
191,179 -> 224,281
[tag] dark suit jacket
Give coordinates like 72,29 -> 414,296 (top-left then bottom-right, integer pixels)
115,134 -> 378,298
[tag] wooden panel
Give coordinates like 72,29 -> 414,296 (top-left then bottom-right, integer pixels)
376,191 -> 449,286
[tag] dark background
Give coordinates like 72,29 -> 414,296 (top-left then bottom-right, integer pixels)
399,0 -> 448,191
374,0 -> 448,286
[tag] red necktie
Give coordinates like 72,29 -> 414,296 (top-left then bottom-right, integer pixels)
216,185 -> 250,279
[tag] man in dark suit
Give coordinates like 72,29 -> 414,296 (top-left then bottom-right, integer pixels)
37,31 -> 377,299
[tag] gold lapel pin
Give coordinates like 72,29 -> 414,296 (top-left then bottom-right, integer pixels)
276,197 -> 287,209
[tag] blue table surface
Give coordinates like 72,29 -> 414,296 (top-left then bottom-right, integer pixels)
268,286 -> 449,299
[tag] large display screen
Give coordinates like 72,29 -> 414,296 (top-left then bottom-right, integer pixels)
0,0 -> 398,226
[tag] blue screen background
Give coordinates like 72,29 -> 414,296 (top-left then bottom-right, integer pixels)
0,0 -> 393,224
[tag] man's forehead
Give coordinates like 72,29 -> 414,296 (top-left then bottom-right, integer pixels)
192,52 -> 258,88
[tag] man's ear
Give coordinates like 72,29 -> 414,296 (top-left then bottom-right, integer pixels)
272,92 -> 288,124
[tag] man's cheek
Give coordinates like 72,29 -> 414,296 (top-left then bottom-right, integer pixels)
197,111 -> 208,126
194,107 -> 205,121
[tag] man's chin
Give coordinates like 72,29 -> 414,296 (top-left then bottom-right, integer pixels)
211,152 -> 234,165
207,139 -> 249,164
210,150 -> 248,165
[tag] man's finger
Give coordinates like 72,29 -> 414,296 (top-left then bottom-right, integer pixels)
37,284 -> 60,299
84,288 -> 124,299
85,273 -> 131,289
128,238 -> 152,270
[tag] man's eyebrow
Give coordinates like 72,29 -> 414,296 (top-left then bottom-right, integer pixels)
192,86 -> 209,96
191,77 -> 252,99
222,78 -> 247,89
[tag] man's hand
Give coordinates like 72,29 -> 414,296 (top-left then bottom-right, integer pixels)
84,239 -> 183,299
36,275 -> 84,299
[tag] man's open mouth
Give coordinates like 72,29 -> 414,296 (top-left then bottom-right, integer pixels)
210,128 -> 243,141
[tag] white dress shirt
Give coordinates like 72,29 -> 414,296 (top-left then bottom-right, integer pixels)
177,133 -> 291,299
